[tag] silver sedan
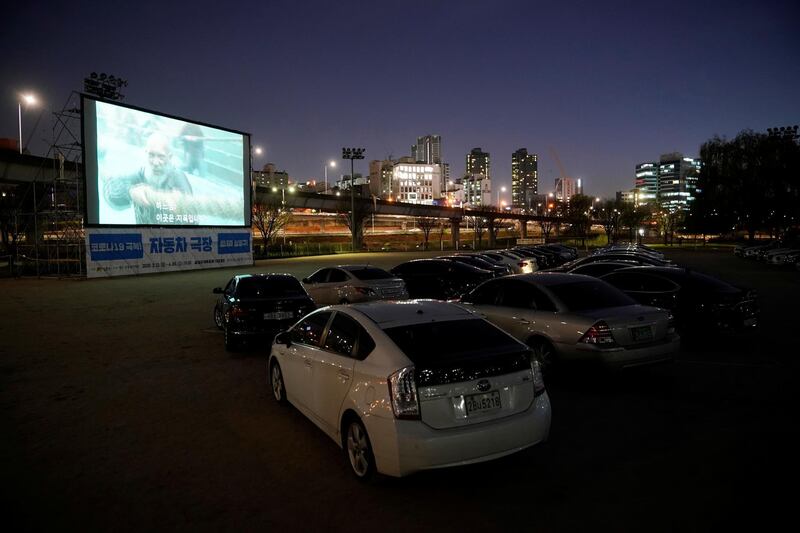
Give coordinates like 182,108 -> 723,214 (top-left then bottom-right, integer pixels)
459,273 -> 680,372
302,265 -> 408,306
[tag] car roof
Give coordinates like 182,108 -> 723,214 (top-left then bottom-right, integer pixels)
336,264 -> 386,271
235,273 -> 295,280
510,272 -> 598,286
341,300 -> 475,329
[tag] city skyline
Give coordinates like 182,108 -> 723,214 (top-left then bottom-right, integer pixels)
2,0 -> 798,199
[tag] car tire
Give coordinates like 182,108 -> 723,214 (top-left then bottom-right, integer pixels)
343,417 -> 376,481
270,360 -> 288,405
224,327 -> 239,352
213,305 -> 224,330
528,338 -> 557,375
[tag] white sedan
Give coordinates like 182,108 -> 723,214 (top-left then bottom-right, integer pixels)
460,273 -> 680,372
302,265 -> 408,305
268,300 -> 551,479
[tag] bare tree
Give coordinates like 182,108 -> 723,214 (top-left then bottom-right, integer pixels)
416,217 -> 438,251
338,198 -> 371,251
252,196 -> 291,253
599,199 -> 621,244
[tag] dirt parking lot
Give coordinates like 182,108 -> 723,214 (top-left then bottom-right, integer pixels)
1,248 -> 796,532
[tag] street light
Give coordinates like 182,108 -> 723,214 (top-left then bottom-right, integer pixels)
18,93 -> 37,154
342,147 -> 365,252
324,160 -> 336,195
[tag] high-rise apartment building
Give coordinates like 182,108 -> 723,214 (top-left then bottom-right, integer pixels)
466,148 -> 491,179
412,135 -> 449,188
554,177 -> 579,201
511,148 -> 538,209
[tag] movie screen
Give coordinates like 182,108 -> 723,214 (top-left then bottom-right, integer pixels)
83,97 -> 251,227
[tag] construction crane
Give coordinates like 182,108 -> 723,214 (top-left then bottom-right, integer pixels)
549,147 -> 580,201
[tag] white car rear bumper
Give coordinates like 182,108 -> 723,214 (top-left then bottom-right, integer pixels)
365,393 -> 551,477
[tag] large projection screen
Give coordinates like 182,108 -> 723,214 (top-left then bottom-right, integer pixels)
82,96 -> 251,227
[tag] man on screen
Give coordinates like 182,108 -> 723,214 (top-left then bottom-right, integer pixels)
103,132 -> 199,225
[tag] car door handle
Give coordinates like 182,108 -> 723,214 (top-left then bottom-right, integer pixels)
337,370 -> 351,381
304,360 -> 313,367
514,317 -> 531,324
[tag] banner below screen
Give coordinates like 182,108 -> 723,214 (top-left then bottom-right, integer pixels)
85,227 -> 253,278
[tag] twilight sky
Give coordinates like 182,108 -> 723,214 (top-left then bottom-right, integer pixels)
2,0 -> 799,199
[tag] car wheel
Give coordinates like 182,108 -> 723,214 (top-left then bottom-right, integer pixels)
270,360 -> 287,405
343,418 -> 375,480
224,327 -> 239,352
213,305 -> 224,329
528,338 -> 557,374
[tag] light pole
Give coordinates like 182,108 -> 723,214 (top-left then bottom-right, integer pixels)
497,185 -> 506,208
324,160 -> 336,195
18,93 -> 36,154
342,147 -> 365,252
271,185 -> 295,244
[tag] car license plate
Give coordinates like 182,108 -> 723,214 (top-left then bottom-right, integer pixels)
264,311 -> 294,320
630,325 -> 653,342
464,391 -> 501,415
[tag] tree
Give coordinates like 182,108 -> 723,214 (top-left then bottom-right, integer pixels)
692,130 -> 800,240
338,197 -> 371,251
620,203 -> 651,242
251,195 -> 291,252
598,199 -> 622,243
416,217 -> 438,250
566,194 -> 593,249
538,217 -> 555,243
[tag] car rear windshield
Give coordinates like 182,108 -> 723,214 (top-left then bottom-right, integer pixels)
383,319 -> 524,365
238,277 -> 306,298
349,267 -> 395,281
548,280 -> 635,311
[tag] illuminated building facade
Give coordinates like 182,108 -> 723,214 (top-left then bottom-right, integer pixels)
511,148 -> 538,209
391,163 -> 442,205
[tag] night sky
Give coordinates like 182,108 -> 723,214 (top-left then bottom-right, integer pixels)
3,0 -> 798,199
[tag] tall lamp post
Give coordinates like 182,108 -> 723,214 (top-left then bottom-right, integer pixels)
497,185 -> 506,208
324,160 -> 336,194
18,93 -> 37,154
342,147 -> 365,252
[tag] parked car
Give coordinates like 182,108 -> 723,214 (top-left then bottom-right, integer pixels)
460,273 -> 679,372
213,274 -> 315,351
764,248 -> 800,265
438,255 -> 510,277
567,260 -> 642,278
390,259 -> 493,300
492,249 -> 538,273
459,252 -> 520,274
267,300 -> 551,478
600,267 -> 758,334
550,252 -> 672,272
302,265 -> 408,305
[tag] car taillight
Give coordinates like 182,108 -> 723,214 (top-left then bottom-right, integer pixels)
388,366 -> 420,420
531,358 -> 546,397
580,321 -> 616,346
229,305 -> 248,318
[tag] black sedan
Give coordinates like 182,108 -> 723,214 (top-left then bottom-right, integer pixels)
600,267 -> 758,336
213,274 -> 316,351
390,259 -> 494,300
438,255 -> 511,276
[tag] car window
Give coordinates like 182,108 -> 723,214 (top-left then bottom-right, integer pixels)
323,313 -> 359,356
530,285 -> 557,311
548,280 -> 635,311
498,281 -> 536,309
349,267 -> 394,281
384,319 -> 525,366
291,311 -> 332,346
465,280 -> 501,304
224,279 -> 236,295
328,269 -> 349,283
237,276 -> 306,298
307,269 -> 330,284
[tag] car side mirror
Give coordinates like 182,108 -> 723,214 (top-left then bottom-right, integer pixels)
213,287 -> 223,294
275,330 -> 292,346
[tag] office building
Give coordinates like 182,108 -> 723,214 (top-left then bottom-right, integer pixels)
658,153 -> 701,211
511,148 -> 538,209
252,163 -> 289,189
462,173 -> 492,206
391,163 -> 442,205
554,177 -> 579,201
412,135 -> 450,188
634,162 -> 658,204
